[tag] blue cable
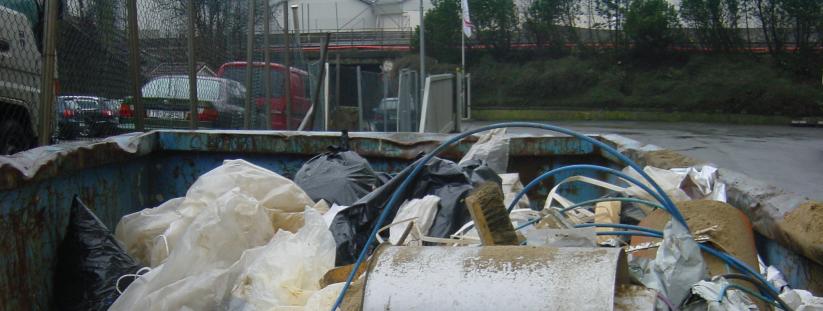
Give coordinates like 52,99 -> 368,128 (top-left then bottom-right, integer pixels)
559,197 -> 664,213
718,284 -> 783,309
596,231 -> 665,238
505,165 -> 680,225
515,218 -> 541,230
576,223 -> 663,235
698,244 -> 779,294
330,122 -> 686,311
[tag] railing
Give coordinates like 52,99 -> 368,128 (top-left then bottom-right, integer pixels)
296,28 -> 413,50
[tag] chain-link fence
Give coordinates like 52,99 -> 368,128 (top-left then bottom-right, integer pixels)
0,1 -> 47,154
129,0 -> 315,132
0,0 -> 423,155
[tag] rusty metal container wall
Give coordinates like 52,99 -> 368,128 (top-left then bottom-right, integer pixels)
362,246 -> 628,311
1,130 -> 821,309
0,130 -> 616,309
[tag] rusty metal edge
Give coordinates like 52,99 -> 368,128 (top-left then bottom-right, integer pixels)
0,132 -> 159,191
599,134 -> 822,267
0,130 -> 598,191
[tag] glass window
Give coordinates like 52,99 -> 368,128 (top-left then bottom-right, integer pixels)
221,66 -> 284,98
142,77 -> 223,101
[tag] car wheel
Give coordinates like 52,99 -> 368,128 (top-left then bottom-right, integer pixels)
0,119 -> 34,155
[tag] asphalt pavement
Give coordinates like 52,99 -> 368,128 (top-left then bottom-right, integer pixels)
464,120 -> 823,201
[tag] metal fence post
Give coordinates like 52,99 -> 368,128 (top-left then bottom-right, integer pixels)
324,61 -> 330,130
454,72 -> 461,132
300,33 -> 329,131
187,0 -> 198,130
382,70 -> 388,132
284,2 -> 292,130
127,0 -> 144,131
38,0 -> 59,146
356,66 -> 363,130
419,0 -> 425,102
244,0 -> 255,129
263,0 -> 271,130
466,73 -> 471,120
335,54 -> 340,108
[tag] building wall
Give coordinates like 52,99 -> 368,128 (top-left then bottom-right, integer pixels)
289,0 -> 433,32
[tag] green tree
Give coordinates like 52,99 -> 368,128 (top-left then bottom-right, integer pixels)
780,0 -> 823,57
415,0 -> 518,61
471,0 -> 518,59
413,0 -> 462,63
751,0 -> 789,56
595,0 -> 631,48
679,0 -> 742,52
155,0 -> 251,68
624,0 -> 680,55
524,0 -> 580,53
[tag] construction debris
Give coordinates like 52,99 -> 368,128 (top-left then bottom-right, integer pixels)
465,182 -> 518,245
94,133 -> 818,311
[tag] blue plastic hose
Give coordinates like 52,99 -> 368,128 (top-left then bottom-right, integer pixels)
718,284 -> 782,309
559,197 -> 664,213
576,223 -> 663,235
329,122 -> 686,311
595,231 -> 665,238
505,165 -> 677,220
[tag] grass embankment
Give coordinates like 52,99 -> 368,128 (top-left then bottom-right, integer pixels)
470,54 -> 823,123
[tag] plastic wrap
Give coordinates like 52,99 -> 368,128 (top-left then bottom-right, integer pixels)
458,128 -> 509,174
389,195 -> 440,245
632,221 -> 707,307
115,159 -> 315,267
329,156 -> 500,265
295,149 -> 378,206
54,197 -> 144,311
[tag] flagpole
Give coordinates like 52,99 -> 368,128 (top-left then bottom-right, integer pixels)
420,0 -> 426,102
460,5 -> 466,71
461,31 -> 466,71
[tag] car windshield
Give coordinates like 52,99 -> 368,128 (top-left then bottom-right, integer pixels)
142,77 -> 222,101
104,101 -> 120,110
221,66 -> 284,98
72,99 -> 99,110
379,99 -> 399,110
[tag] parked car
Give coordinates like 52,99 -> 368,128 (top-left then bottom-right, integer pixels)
217,62 -> 311,130
0,6 -> 42,154
120,75 -> 248,129
55,96 -> 119,139
369,97 -> 399,132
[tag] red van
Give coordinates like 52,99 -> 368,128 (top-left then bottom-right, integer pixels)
216,62 -> 311,130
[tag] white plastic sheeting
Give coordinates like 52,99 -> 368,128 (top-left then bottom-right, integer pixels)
389,195 -> 440,245
623,164 -> 727,203
227,208 -> 335,309
115,159 -> 315,267
458,128 -> 509,174
111,160 -> 335,310
634,221 -> 707,307
689,278 -> 756,311
780,289 -> 823,311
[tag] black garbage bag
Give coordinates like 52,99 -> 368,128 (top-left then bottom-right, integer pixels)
330,156 -> 501,265
53,197 -> 144,311
459,159 -> 503,187
295,147 -> 378,206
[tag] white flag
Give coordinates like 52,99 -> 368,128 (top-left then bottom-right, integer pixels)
461,0 -> 473,38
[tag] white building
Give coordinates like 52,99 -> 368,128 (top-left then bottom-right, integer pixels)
289,0 -> 434,32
